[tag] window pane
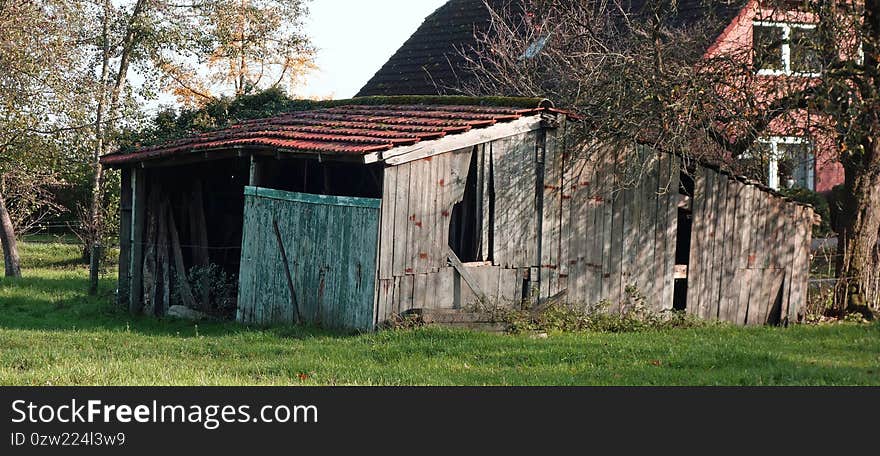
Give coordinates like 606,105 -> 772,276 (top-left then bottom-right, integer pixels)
777,142 -> 815,190
753,25 -> 784,71
791,27 -> 822,73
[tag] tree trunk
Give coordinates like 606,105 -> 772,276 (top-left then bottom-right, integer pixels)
836,140 -> 880,313
834,0 -> 880,314
88,0 -> 112,262
0,185 -> 22,278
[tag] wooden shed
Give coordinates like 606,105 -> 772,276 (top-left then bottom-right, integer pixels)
102,97 -> 815,330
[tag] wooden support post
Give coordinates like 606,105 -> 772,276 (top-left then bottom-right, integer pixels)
169,208 -> 197,309
533,128 -> 547,298
249,155 -> 264,187
142,183 -> 160,316
89,244 -> 102,295
129,168 -> 146,315
117,168 -> 132,306
157,200 -> 170,316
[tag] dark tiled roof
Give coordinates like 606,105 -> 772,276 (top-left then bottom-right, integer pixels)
356,0 -> 502,97
100,99 -> 557,166
357,0 -> 749,97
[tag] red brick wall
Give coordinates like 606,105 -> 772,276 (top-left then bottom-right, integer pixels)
705,0 -> 845,193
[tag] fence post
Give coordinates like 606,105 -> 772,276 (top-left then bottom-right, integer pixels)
89,243 -> 102,296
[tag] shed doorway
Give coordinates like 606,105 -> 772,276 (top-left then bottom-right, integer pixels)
236,187 -> 381,330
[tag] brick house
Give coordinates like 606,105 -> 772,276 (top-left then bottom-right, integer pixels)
358,0 -> 846,195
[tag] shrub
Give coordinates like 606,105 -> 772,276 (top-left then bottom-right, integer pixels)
380,313 -> 426,330
477,297 -> 709,334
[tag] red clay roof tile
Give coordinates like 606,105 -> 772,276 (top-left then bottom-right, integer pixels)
101,102 -> 555,167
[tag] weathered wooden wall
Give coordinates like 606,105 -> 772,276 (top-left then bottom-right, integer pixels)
374,126 -> 814,326
375,131 -> 540,322
686,166 -> 813,325
561,146 -> 681,312
237,187 -> 380,330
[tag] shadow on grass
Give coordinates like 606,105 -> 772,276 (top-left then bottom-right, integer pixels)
19,257 -> 88,270
0,275 -> 354,340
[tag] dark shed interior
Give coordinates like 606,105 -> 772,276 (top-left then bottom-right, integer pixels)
129,154 -> 385,318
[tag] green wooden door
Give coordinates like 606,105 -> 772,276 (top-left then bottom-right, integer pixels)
237,187 -> 381,330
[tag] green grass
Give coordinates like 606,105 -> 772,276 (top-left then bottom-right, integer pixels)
0,241 -> 878,386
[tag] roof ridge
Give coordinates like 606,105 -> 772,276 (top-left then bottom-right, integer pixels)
307,95 -> 550,110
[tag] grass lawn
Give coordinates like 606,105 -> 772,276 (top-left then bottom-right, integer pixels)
0,241 -> 878,386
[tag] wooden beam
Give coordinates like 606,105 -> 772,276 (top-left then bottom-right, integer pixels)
117,168 -> 133,308
249,155 -> 264,187
447,247 -> 488,302
272,218 -> 300,324
110,146 -> 365,170
366,116 -> 543,165
168,207 -> 197,310
129,168 -> 146,315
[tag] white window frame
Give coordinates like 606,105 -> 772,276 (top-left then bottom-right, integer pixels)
753,21 -> 822,78
756,136 -> 815,191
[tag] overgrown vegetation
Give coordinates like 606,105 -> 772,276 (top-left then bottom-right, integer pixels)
1,240 -> 878,386
485,301 -> 710,334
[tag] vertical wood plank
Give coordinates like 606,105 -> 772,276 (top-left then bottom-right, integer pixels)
620,153 -> 635,310
643,151 -> 660,310
426,154 -> 439,271
599,147 -> 615,306
423,270 -> 437,310
379,167 -> 397,280
778,202 -> 796,324
435,267 -> 455,309
732,184 -> 755,324
129,168 -> 146,315
719,178 -> 742,323
609,159 -> 625,312
391,276 -> 402,316
392,164 -> 411,277
699,170 -> 717,319
117,168 -> 133,308
541,127 -> 561,298
558,134 -> 572,296
661,155 -> 681,312
787,205 -> 809,323
400,274 -> 415,313
685,168 -> 706,317
431,153 -> 448,272
634,146 -> 652,310
709,171 -> 729,319
413,273 -> 428,309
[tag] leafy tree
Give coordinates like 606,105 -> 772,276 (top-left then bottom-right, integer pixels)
118,87 -> 306,150
155,0 -> 315,105
0,0 -> 93,277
